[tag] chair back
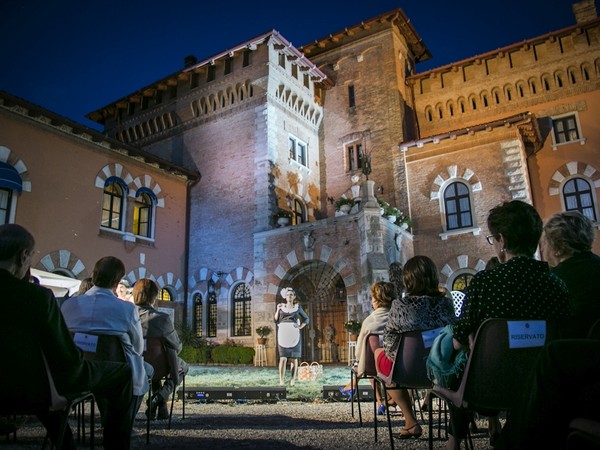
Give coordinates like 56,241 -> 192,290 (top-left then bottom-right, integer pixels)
392,329 -> 441,388
362,334 -> 383,377
144,337 -> 179,382
450,291 -> 466,317
72,332 -> 126,363
459,318 -> 548,412
588,318 -> 600,340
377,328 -> 442,388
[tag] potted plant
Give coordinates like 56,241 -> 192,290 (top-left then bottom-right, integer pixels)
385,205 -> 401,223
255,325 -> 272,345
273,209 -> 291,226
334,197 -> 355,214
397,211 -> 411,230
344,320 -> 362,341
377,199 -> 389,216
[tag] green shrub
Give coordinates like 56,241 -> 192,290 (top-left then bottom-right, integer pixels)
180,337 -> 255,365
180,345 -> 199,363
211,343 -> 255,364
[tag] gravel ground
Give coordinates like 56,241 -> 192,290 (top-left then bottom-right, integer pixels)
3,398 -> 498,449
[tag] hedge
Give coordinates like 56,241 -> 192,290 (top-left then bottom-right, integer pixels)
180,343 -> 255,365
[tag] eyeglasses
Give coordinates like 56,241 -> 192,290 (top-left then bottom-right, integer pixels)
486,235 -> 496,245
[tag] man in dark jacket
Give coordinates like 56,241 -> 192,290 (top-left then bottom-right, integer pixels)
132,278 -> 188,419
0,224 -> 135,449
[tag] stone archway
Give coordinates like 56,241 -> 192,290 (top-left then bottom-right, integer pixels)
280,260 -> 347,363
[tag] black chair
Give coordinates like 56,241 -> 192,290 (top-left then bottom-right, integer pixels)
143,337 -> 187,430
567,418 -> 600,449
588,318 -> 600,339
431,318 -> 550,450
0,350 -> 95,449
350,333 -> 381,426
72,331 -> 151,443
373,327 -> 444,450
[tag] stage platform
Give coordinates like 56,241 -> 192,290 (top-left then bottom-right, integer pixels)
182,386 -> 286,401
322,385 -> 375,401
179,385 -> 375,402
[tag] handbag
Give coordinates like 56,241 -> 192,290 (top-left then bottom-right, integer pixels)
310,361 -> 323,381
297,361 -> 312,382
297,361 -> 323,382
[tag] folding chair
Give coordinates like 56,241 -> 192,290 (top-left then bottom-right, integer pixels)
432,318 -> 550,450
0,350 -> 95,449
73,332 -> 151,443
350,334 -> 381,426
588,318 -> 600,339
373,327 -> 444,450
143,337 -> 187,430
567,418 -> 600,449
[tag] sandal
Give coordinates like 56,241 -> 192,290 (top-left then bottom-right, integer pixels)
397,424 -> 422,439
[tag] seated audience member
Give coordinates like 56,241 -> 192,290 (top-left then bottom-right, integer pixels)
0,224 -> 135,449
133,278 -> 189,420
339,281 -> 395,414
496,338 -> 600,449
76,276 -> 94,296
374,255 -> 456,439
445,200 -> 572,449
62,256 -> 151,413
541,211 -> 600,338
117,278 -> 133,302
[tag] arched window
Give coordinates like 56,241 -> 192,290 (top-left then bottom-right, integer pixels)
563,177 -> 597,221
159,288 -> 172,302
452,272 -> 474,293
134,189 -> 156,238
101,177 -> 126,230
0,188 -> 12,225
207,280 -> 217,337
444,181 -> 473,230
231,283 -> 251,337
0,162 -> 22,225
193,293 -> 203,337
542,75 -> 551,91
292,198 -> 305,225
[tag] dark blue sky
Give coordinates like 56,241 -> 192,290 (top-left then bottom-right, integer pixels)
1,0 -> 577,130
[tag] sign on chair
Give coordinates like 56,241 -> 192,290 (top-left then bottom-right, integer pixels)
507,320 -> 546,348
73,333 -> 98,353
421,327 -> 444,349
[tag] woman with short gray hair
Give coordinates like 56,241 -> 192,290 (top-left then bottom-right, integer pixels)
541,211 -> 600,338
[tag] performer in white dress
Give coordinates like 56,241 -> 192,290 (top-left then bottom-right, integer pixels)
274,287 -> 309,386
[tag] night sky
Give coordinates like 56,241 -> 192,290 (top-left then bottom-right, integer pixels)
1,0 -> 577,130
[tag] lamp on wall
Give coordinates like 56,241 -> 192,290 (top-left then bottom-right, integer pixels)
377,185 -> 384,194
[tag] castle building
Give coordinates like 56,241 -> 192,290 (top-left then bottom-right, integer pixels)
0,91 -> 198,324
2,1 -> 598,365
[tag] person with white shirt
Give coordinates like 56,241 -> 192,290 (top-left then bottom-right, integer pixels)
62,256 -> 152,415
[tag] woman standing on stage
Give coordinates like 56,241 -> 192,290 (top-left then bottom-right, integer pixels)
274,287 -> 309,386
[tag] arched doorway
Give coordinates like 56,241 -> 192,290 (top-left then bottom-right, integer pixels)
280,260 -> 347,363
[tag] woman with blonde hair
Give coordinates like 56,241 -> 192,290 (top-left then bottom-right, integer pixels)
339,281 -> 396,413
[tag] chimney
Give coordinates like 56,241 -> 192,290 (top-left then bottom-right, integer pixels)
573,0 -> 597,24
184,55 -> 198,68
